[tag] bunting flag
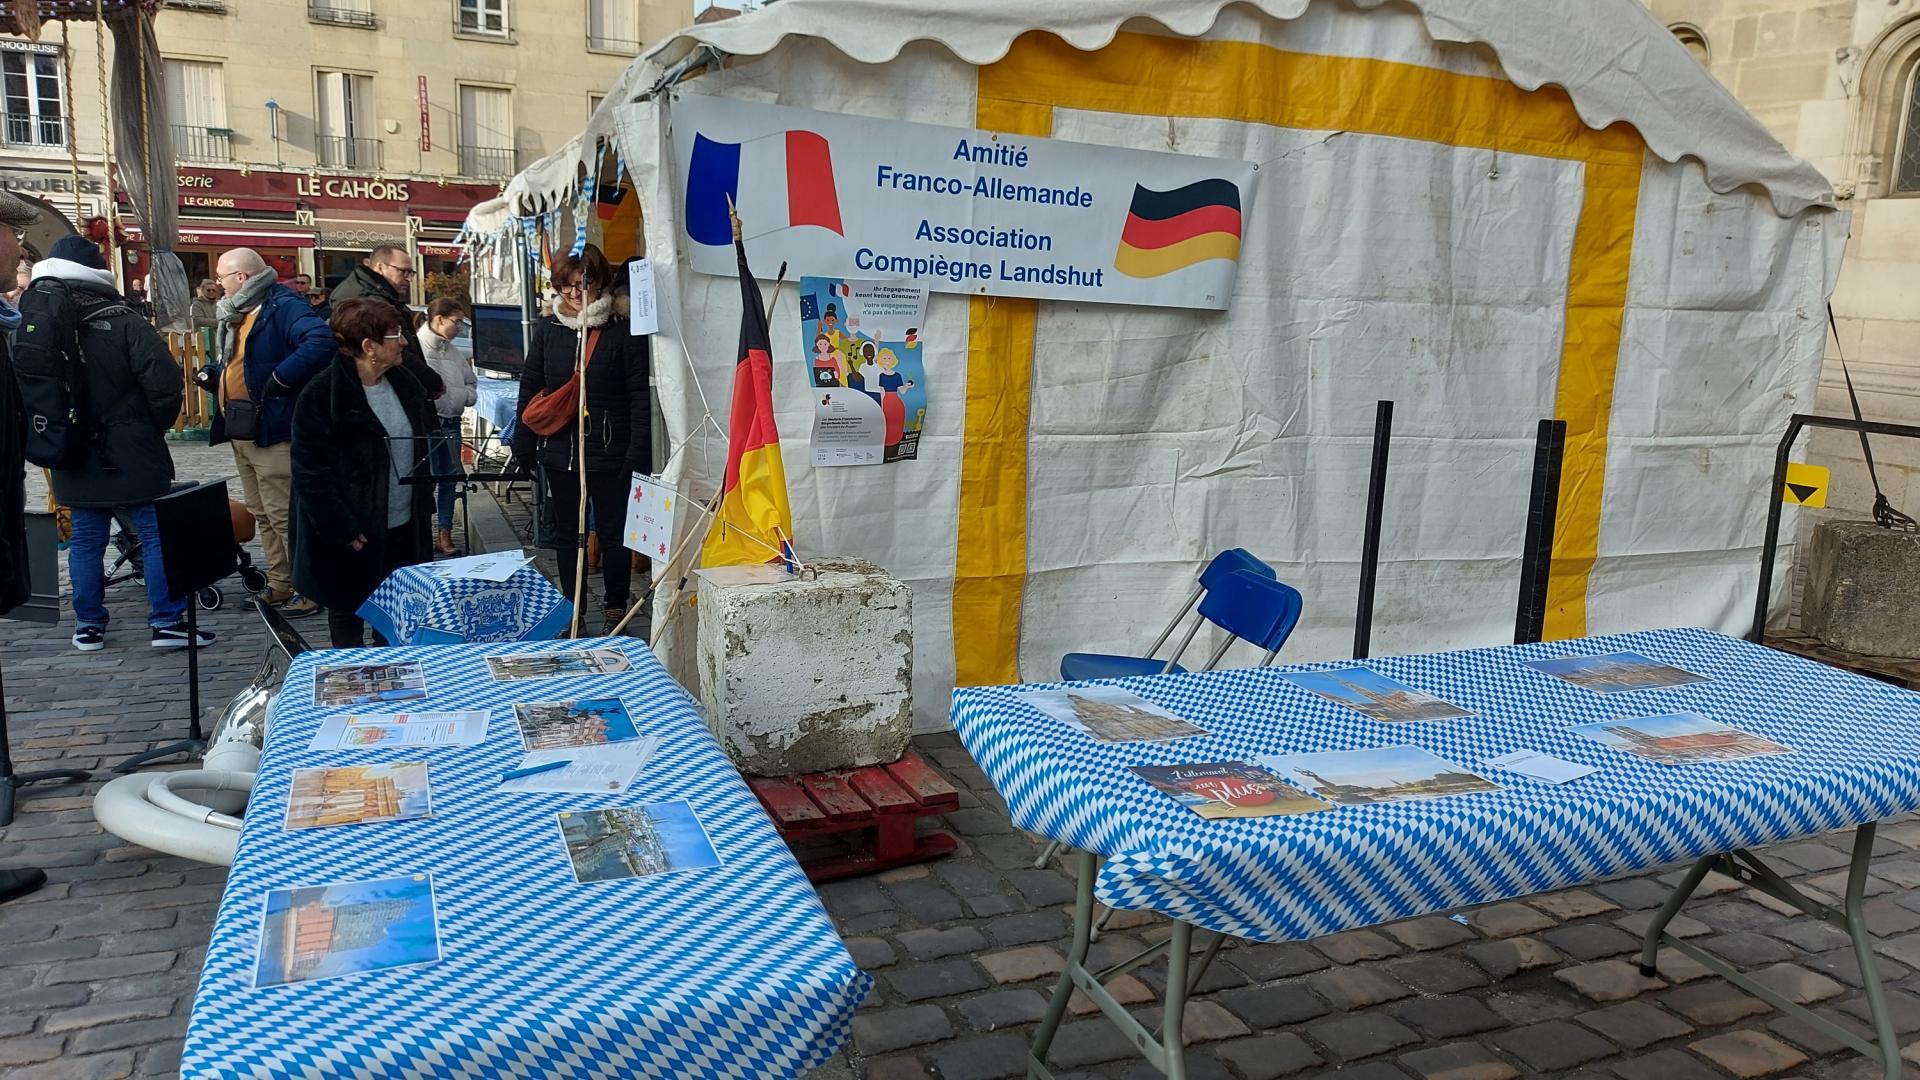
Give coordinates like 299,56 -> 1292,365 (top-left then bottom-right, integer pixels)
700,226 -> 795,568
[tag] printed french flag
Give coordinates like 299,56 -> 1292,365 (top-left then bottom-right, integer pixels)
686,130 -> 844,247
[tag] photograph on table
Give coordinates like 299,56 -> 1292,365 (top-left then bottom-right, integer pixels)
1128,761 -> 1329,820
1524,651 -> 1709,694
313,661 -> 430,707
1276,665 -> 1473,723
1572,712 -> 1791,765
1016,686 -> 1209,743
284,762 -> 433,831
487,648 -> 632,682
514,697 -> 641,750
253,873 -> 441,989
555,799 -> 722,883
1261,744 -> 1500,805
310,710 -> 489,751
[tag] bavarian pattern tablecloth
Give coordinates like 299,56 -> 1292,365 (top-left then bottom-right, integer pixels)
358,563 -> 572,646
182,637 -> 869,1079
952,628 -> 1920,942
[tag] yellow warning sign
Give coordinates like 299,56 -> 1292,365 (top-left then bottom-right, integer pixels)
1782,462 -> 1829,508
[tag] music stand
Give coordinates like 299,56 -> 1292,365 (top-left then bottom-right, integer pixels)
1,511 -> 91,827
113,481 -> 237,774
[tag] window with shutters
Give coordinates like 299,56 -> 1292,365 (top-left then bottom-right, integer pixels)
0,45 -> 63,149
587,0 -> 639,54
457,0 -> 510,38
165,58 -> 230,162
315,70 -> 379,170
458,84 -> 514,179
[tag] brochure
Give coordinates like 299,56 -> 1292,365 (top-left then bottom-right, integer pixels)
1277,666 -> 1473,723
432,551 -> 531,582
1260,744 -> 1500,805
1016,686 -> 1208,743
284,762 -> 432,831
556,800 -> 722,883
1128,761 -> 1329,820
1524,651 -> 1709,694
1484,749 -> 1597,785
498,739 -> 659,795
513,697 -> 641,750
1572,712 -> 1790,765
253,873 -> 441,989
487,648 -> 632,682
313,662 -> 429,708
308,710 -> 488,752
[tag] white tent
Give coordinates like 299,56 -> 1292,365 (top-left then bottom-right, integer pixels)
467,0 -> 1842,730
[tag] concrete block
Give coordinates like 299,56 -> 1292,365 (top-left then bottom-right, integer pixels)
1803,521 -> 1920,658
696,556 -> 912,775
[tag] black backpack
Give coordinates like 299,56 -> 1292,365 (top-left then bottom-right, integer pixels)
13,279 -> 124,469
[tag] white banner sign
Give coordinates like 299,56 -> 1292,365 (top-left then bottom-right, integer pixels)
671,96 -> 1258,311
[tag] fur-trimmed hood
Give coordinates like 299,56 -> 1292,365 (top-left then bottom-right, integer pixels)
544,291 -> 612,330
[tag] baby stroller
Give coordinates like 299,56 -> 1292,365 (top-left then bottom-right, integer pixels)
102,483 -> 268,610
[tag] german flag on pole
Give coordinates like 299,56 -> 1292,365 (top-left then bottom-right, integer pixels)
700,221 -> 795,568
1113,178 -> 1244,278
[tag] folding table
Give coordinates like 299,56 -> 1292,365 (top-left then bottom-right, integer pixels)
182,636 -> 868,1079
951,628 -> 1920,1080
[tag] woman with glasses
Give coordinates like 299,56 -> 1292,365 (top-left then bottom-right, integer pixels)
289,298 -> 434,648
418,297 -> 477,554
512,243 -> 651,634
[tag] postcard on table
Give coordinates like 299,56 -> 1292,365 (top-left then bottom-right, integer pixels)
284,762 -> 432,831
498,738 -> 659,794
1260,744 -> 1500,805
513,697 -> 641,750
432,551 -> 530,582
486,648 -> 632,682
1484,749 -> 1597,785
555,799 -> 722,883
253,873 -> 441,989
1016,686 -> 1208,743
1128,761 -> 1329,820
1524,651 -> 1709,694
1572,712 -> 1791,765
1276,666 -> 1473,723
313,662 -> 428,708
307,710 -> 488,752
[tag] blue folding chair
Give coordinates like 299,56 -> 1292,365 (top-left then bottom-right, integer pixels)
1059,548 -> 1277,681
1191,569 -> 1305,669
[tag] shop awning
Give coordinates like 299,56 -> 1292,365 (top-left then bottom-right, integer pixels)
125,224 -> 317,250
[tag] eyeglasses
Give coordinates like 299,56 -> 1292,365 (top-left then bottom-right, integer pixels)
382,331 -> 406,342
559,281 -> 585,295
377,262 -> 417,279
7,228 -> 23,245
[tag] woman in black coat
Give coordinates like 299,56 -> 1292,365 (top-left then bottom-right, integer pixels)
290,298 -> 434,648
512,243 -> 651,633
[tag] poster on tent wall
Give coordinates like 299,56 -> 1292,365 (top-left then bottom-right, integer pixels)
799,276 -> 930,467
672,95 -> 1258,311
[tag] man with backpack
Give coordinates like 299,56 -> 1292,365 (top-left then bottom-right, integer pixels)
199,247 -> 333,618
18,236 -> 210,650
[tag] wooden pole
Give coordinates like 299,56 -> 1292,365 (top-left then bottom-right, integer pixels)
565,277 -> 592,638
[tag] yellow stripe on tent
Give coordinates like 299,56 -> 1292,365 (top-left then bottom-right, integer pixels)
701,442 -> 794,568
956,32 -> 1644,684
1113,232 -> 1243,279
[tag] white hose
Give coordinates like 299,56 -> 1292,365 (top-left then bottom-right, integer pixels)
93,771 -> 254,867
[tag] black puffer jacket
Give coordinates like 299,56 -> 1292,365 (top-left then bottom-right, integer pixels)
288,353 -> 433,612
329,264 -> 444,400
512,297 -> 651,475
37,267 -> 183,509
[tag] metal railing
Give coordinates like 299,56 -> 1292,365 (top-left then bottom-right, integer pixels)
587,34 -> 642,54
458,145 -> 516,179
165,0 -> 227,11
3,112 -> 63,148
172,124 -> 232,163
308,1 -> 377,27
316,134 -> 381,170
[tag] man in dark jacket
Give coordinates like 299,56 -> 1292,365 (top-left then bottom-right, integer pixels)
329,245 -> 443,400
35,236 -> 212,651
201,247 -> 334,618
0,190 -> 35,620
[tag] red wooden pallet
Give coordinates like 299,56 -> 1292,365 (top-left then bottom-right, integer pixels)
747,751 -> 960,883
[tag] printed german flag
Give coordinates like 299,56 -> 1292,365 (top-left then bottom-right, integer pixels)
699,224 -> 794,568
1113,179 -> 1244,278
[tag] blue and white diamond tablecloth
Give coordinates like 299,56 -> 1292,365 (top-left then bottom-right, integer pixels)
358,562 -> 572,646
470,376 -> 520,443
182,637 -> 870,1080
952,627 -> 1920,943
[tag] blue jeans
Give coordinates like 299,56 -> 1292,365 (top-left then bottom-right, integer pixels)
428,419 -> 463,531
69,503 -> 186,630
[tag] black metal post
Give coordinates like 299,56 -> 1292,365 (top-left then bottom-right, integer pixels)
1354,400 -> 1393,660
1514,419 -> 1568,645
112,603 -> 208,773
0,661 -> 92,827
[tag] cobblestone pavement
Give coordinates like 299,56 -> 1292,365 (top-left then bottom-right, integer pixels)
5,462 -> 1920,1077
